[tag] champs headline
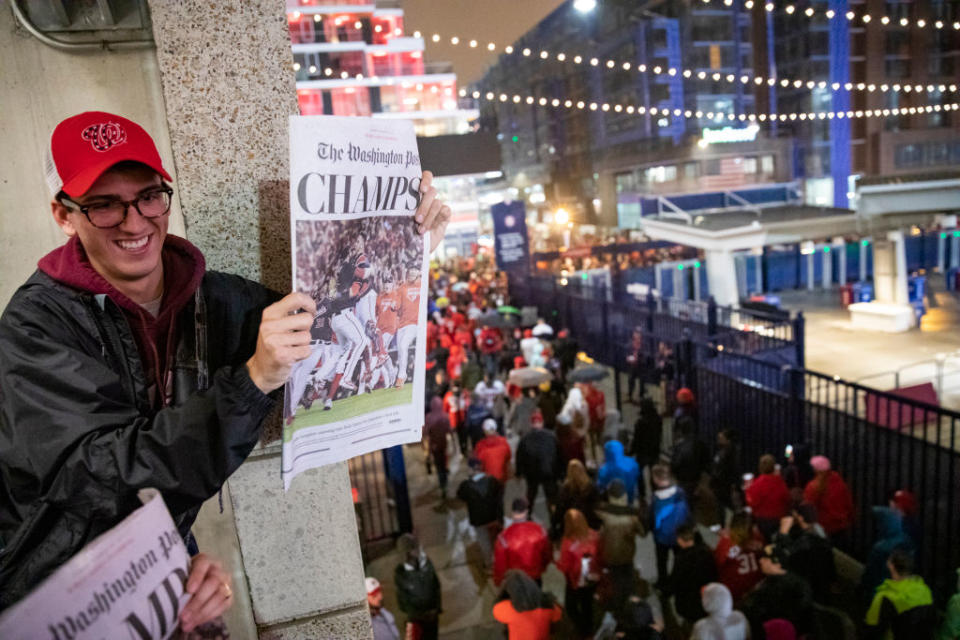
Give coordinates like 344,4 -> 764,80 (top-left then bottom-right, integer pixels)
295,142 -> 422,215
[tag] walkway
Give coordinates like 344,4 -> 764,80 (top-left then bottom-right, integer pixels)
364,375 -> 669,639
779,274 -> 960,411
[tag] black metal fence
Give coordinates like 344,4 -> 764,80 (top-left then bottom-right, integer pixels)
347,445 -> 412,551
690,344 -> 960,601
511,275 -> 805,369
514,274 -> 959,599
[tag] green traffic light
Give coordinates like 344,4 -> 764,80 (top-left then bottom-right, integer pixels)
511,135 -> 519,142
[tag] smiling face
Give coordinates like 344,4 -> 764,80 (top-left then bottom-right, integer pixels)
52,163 -> 168,303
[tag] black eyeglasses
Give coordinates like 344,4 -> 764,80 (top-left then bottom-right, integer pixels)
59,186 -> 174,229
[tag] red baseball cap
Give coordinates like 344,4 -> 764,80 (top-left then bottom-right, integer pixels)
46,111 -> 172,198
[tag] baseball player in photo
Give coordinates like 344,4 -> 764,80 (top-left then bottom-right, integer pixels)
394,264 -> 421,388
324,255 -> 372,408
286,304 -> 341,422
365,272 -> 401,390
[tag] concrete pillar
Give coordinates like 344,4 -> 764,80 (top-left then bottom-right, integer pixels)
705,249 -> 739,307
147,2 -> 371,638
874,230 -> 910,305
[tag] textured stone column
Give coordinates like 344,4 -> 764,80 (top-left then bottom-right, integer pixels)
147,2 -> 371,637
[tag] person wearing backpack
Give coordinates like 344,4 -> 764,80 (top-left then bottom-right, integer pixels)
648,464 -> 691,589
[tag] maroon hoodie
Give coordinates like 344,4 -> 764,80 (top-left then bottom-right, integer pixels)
37,234 -> 206,408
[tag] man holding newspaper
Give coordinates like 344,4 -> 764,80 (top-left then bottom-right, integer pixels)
0,111 -> 450,631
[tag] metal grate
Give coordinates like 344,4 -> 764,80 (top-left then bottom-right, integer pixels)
11,0 -> 154,48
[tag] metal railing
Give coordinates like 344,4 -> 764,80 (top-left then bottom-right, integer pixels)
689,344 -> 960,600
516,273 -> 959,596
512,275 -> 804,368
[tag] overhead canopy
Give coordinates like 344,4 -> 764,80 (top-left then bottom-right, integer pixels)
641,204 -> 857,251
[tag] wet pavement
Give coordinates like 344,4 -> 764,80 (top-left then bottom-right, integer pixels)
363,377 -> 672,639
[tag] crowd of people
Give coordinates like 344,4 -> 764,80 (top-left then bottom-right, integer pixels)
363,263 -> 960,640
533,244 -> 697,281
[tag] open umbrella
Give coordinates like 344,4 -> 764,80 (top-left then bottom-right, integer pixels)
435,296 -> 450,309
568,364 -> 609,383
508,366 -> 554,388
479,312 -> 517,328
532,323 -> 554,338
497,305 -> 520,315
451,282 -> 470,292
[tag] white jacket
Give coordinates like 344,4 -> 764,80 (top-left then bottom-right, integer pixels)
690,583 -> 751,640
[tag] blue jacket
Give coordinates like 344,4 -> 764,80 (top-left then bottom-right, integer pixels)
861,507 -> 916,599
597,441 -> 640,503
651,485 -> 691,546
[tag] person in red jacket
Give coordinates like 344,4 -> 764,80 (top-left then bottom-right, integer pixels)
745,454 -> 792,541
474,419 -> 512,485
478,325 -> 503,376
803,455 -> 854,547
555,508 -> 601,637
494,498 -> 552,586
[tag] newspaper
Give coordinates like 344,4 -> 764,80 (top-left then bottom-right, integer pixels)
282,115 -> 428,489
0,493 -> 190,640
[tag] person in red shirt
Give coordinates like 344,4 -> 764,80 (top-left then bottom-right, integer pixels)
803,455 -> 854,546
714,510 -> 765,604
745,454 -> 792,541
446,342 -> 465,381
478,326 -> 503,376
555,508 -> 602,637
494,498 -> 552,586
492,570 -> 562,640
453,326 -> 474,351
474,419 -> 511,485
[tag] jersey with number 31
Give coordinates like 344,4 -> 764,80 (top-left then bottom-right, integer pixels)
714,534 -> 764,602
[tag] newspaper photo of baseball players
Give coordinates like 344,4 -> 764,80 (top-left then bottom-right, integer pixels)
284,217 -> 424,431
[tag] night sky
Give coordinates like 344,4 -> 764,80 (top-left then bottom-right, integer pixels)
400,0 -> 567,86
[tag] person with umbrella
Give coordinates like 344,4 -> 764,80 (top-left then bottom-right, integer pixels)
532,318 -> 554,338
520,329 -> 544,369
567,365 -> 609,461
507,385 -> 540,440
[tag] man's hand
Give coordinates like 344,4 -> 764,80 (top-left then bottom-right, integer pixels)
246,292 -> 316,394
415,170 -> 451,254
180,553 -> 233,633
780,515 -> 795,534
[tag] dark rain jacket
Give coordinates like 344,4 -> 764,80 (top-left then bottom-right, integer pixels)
0,243 -> 277,608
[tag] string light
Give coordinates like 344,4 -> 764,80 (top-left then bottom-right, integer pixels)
470,89 -> 959,126
410,30 -> 958,97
